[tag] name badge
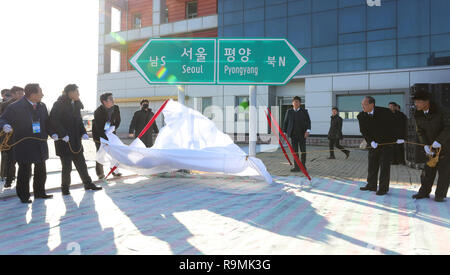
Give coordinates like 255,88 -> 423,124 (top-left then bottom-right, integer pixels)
32,122 -> 41,134
104,122 -> 111,131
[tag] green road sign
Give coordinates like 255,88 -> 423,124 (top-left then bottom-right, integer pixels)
217,38 -> 307,85
129,38 -> 216,85
129,38 -> 307,85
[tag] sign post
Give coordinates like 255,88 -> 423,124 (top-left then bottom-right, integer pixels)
129,37 -> 308,157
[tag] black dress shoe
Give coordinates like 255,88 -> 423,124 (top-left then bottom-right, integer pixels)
35,194 -> 53,199
345,151 -> 350,159
327,156 -> 336,159
412,193 -> 430,199
360,185 -> 377,191
62,188 -> 70,196
4,182 -> 12,188
435,197 -> 446,202
84,183 -> 102,191
290,167 -> 300,172
21,199 -> 32,204
376,191 -> 388,196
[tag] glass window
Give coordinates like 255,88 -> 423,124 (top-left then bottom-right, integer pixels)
244,0 -> 265,9
312,0 -> 337,12
288,0 -> 312,16
224,11 -> 243,25
312,61 -> 338,74
110,49 -> 121,73
288,14 -> 311,49
312,46 -> 338,62
339,59 -> 366,72
186,1 -> 198,19
265,3 -> 287,20
244,8 -> 264,23
367,29 -> 396,42
223,24 -> 243,36
367,40 -> 396,57
265,18 -> 287,38
398,54 -> 429,68
368,56 -> 395,70
339,32 -> 365,44
266,0 -> 287,6
111,7 -> 121,33
431,34 -> 450,53
431,0 -> 450,35
398,0 -> 430,38
244,21 -> 265,37
236,96 -> 249,121
339,43 -> 366,60
339,6 -> 365,34
367,0 -> 396,30
161,0 -> 168,24
223,0 -> 243,13
398,36 -> 429,55
202,97 -> 213,118
312,10 -> 338,46
133,14 -> 142,29
337,94 -> 404,120
339,0 -> 364,8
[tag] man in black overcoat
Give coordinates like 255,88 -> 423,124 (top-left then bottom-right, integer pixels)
283,96 -> 311,173
357,96 -> 404,196
128,99 -> 159,147
50,84 -> 102,195
0,84 -> 53,203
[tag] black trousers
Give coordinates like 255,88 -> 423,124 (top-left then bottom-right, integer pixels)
60,153 -> 92,189
392,144 -> 406,164
16,162 -> 46,202
1,150 -> 16,183
418,155 -> 450,199
291,136 -> 307,167
367,145 -> 393,192
329,138 -> 349,157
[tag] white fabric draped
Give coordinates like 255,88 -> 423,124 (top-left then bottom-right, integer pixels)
97,99 -> 272,183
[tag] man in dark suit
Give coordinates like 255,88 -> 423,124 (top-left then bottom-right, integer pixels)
0,86 -> 24,188
283,96 -> 311,172
128,99 -> 159,147
328,107 -> 350,159
50,84 -> 102,195
357,96 -> 404,196
389,102 -> 407,165
92,92 -> 121,179
411,90 -> 450,202
0,84 -> 53,203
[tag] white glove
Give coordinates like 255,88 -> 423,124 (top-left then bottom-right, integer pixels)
396,139 -> 405,144
51,134 -> 59,141
371,141 -> 378,149
106,125 -> 115,134
424,145 -> 434,156
3,124 -> 12,133
62,135 -> 70,143
82,134 -> 89,140
432,141 -> 441,149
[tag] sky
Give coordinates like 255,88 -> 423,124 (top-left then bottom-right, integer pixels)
0,0 -> 99,111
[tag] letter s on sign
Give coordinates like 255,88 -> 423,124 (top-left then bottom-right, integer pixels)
367,0 -> 381,7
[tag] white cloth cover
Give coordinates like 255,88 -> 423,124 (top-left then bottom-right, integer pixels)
97,99 -> 272,183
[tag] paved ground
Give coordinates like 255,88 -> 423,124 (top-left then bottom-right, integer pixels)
0,140 -> 448,255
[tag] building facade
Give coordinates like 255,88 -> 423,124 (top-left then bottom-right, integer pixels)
98,0 -> 450,141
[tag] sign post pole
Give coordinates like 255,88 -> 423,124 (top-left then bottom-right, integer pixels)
249,85 -> 257,157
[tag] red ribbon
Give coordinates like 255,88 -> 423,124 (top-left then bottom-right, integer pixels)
105,99 -> 170,179
265,109 -> 292,166
266,107 -> 311,181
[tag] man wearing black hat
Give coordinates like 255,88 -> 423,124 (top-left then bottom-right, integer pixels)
283,96 -> 311,172
411,90 -> 450,202
357,96 -> 404,196
388,102 -> 407,165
